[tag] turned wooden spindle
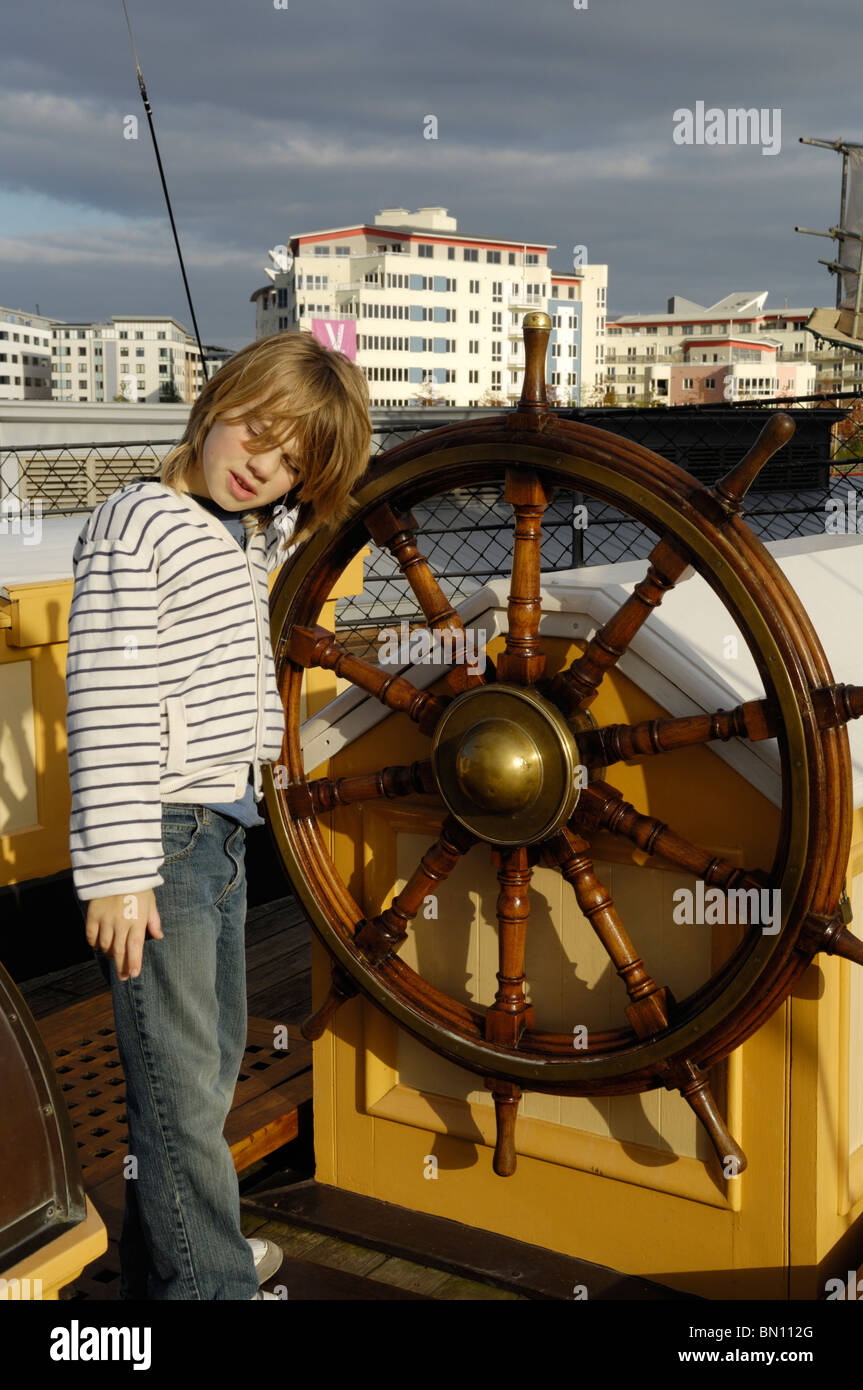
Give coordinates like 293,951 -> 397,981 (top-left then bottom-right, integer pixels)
550,535 -> 690,714
301,964 -> 358,1041
577,684 -> 863,769
365,502 -> 489,692
666,1060 -> 747,1175
286,760 -> 437,817
354,815 -> 476,963
798,911 -> 863,966
516,311 -> 552,415
484,1079 -> 522,1176
496,470 -> 553,685
486,847 -> 535,1047
573,780 -> 764,893
710,412 -> 796,518
286,624 -> 448,735
544,827 -> 671,1037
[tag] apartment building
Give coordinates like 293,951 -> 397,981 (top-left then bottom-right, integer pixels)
0,306 -> 54,401
604,291 -> 841,405
251,207 -> 608,407
50,316 -> 205,404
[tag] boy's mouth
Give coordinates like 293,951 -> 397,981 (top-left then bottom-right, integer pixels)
228,470 -> 257,499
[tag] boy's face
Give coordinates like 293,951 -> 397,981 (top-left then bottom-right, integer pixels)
183,410 -> 301,510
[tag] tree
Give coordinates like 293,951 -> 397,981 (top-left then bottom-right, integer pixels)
159,381 -> 183,403
413,375 -> 441,407
479,387 -> 507,407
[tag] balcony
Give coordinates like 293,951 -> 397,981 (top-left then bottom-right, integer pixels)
508,292 -> 546,309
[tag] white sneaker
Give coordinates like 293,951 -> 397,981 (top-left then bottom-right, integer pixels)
247,1236 -> 284,1285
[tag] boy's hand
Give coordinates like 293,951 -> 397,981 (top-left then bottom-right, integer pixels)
84,890 -> 163,981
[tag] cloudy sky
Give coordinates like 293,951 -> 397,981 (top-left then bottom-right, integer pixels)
1,0 -> 860,349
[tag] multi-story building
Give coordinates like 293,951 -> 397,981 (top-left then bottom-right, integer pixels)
50,316 -> 205,404
604,291 -> 854,405
0,306 -> 55,401
250,207 -> 608,407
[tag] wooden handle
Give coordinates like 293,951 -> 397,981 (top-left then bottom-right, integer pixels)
517,312 -> 552,414
713,411 -> 795,515
673,1063 -> 747,1176
300,965 -> 357,1041
487,1080 -> 521,1176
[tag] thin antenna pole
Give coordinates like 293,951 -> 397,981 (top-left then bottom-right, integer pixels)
121,0 -> 209,384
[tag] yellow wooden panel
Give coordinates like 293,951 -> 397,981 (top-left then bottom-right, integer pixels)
310,631 -> 798,1295
0,657 -> 37,834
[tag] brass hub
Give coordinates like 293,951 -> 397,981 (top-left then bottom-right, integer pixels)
455,720 -> 542,812
431,685 -> 581,845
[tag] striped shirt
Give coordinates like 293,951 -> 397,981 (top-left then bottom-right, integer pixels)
65,480 -> 297,902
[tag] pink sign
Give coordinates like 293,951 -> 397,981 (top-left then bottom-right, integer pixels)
311,317 -> 357,360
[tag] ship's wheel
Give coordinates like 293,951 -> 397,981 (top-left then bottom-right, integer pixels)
264,312 -> 863,1176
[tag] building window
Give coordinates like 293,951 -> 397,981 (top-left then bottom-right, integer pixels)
447,246 -> 455,260
705,377 -> 716,388
418,244 -> 433,258
683,377 -> 694,389
335,245 -> 350,256
463,248 -> 478,262
314,245 -> 330,255
525,253 -> 539,265
492,281 -> 502,303
469,279 -> 480,294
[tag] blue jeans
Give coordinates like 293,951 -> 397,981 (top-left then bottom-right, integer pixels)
78,804 -> 258,1300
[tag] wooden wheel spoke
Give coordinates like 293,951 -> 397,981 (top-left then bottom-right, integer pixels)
286,623 -> 448,735
662,1060 -> 747,1175
549,535 -> 691,715
486,847 -> 535,1047
572,780 -> 768,898
579,684 -> 863,770
354,814 -> 476,964
496,470 -> 553,686
578,699 -> 778,768
365,501 -> 490,693
301,963 -> 358,1041
285,760 -> 436,818
543,827 -> 672,1037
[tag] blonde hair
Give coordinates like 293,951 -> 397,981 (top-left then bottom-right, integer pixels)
160,331 -> 373,546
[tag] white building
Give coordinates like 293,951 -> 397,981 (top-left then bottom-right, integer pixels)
606,291 -> 845,405
50,316 -> 205,404
251,207 -> 608,407
0,306 -> 54,401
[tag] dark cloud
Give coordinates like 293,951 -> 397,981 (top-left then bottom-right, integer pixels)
0,0 -> 859,346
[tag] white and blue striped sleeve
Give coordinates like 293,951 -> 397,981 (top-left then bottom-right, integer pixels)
65,527 -> 165,903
